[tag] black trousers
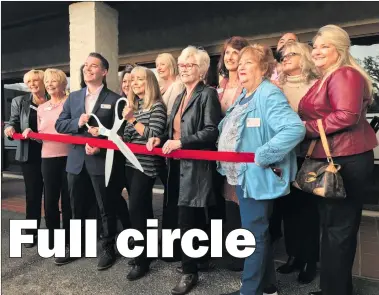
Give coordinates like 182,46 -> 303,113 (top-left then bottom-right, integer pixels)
319,150 -> 374,295
106,152 -> 131,231
21,159 -> 44,236
280,157 -> 320,263
161,161 -> 181,261
179,205 -> 210,274
224,200 -> 245,269
125,165 -> 155,268
67,164 -> 117,248
41,157 -> 71,248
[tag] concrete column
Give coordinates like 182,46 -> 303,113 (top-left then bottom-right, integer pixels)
69,2 -> 119,92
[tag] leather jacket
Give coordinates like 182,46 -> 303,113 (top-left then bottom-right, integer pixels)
298,66 -> 378,158
159,82 -> 222,207
4,93 -> 36,162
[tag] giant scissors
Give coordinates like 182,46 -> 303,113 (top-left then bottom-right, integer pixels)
86,97 -> 143,186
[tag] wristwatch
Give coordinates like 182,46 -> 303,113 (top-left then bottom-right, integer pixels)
132,119 -> 138,126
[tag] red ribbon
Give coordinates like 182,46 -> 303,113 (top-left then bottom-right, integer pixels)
12,132 -> 255,163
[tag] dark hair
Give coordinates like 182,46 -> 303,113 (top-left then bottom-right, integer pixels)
79,64 -> 86,88
88,52 -> 109,88
89,52 -> 109,70
119,64 -> 135,97
218,36 -> 250,78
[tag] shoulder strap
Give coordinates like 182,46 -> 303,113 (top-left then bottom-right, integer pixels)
317,119 -> 334,163
306,140 -> 317,157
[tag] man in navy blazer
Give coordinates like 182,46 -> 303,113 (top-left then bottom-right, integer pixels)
56,53 -> 125,270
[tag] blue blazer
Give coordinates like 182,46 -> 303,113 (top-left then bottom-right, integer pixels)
217,80 -> 306,200
55,87 -> 122,175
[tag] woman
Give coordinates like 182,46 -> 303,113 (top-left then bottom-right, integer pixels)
217,36 -> 250,272
275,41 -> 320,284
122,66 -> 167,281
4,69 -> 47,248
218,44 -> 306,295
155,53 -> 185,263
147,46 -> 221,295
299,25 -> 377,295
120,64 -> 135,97
156,53 -> 184,116
35,69 -> 71,254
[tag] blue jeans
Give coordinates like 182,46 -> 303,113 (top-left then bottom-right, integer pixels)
236,185 -> 276,295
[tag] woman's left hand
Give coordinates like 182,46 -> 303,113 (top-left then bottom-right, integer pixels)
22,128 -> 32,138
162,140 -> 182,154
123,107 -> 134,121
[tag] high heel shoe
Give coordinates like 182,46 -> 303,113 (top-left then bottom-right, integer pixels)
298,262 -> 317,284
276,256 -> 303,274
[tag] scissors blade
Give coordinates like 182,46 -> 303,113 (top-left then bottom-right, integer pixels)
105,149 -> 114,187
112,135 -> 144,173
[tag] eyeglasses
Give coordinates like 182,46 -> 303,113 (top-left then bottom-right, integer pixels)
178,63 -> 199,71
280,52 -> 300,62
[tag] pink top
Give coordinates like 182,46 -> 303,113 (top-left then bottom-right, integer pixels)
37,100 -> 70,158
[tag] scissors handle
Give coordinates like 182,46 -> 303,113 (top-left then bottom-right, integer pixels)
113,97 -> 129,131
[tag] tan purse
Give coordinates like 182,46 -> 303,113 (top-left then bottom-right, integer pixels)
293,119 -> 346,199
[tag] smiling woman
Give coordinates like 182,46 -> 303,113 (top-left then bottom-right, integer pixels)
3,69 -> 47,248
146,46 -> 221,295
122,66 -> 167,281
37,68 -> 71,253
298,25 -> 378,295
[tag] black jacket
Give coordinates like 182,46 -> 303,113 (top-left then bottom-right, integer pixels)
5,93 -> 38,162
159,82 -> 222,207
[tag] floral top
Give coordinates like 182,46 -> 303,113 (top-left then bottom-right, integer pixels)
218,103 -> 248,186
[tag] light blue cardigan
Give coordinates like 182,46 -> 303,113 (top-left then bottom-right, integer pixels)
217,80 -> 306,200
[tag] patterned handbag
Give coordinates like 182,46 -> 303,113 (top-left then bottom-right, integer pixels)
293,119 -> 346,199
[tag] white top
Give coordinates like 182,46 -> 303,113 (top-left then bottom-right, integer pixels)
85,84 -> 104,114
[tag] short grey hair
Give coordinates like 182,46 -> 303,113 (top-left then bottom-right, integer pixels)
178,46 -> 210,78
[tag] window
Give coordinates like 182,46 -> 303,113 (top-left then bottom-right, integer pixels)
350,35 -> 379,114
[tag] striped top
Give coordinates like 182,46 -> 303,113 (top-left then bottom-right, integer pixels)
123,99 -> 167,177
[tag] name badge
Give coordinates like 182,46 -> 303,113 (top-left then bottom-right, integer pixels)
44,106 -> 52,111
217,88 -> 224,94
246,118 -> 261,127
101,104 -> 111,109
30,105 -> 38,111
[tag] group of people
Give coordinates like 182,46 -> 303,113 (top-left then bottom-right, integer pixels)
4,24 -> 378,295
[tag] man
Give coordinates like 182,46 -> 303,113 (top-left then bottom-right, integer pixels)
271,32 -> 299,83
55,52 -> 124,270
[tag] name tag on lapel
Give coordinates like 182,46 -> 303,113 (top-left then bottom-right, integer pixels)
217,88 -> 224,94
30,105 -> 38,111
100,104 -> 111,109
246,118 -> 261,127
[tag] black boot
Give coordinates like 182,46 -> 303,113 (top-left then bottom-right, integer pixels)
24,235 -> 37,248
276,256 -> 303,274
298,262 -> 317,284
127,265 -> 149,281
171,273 -> 198,295
97,244 -> 116,270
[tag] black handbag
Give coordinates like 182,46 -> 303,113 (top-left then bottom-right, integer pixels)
293,119 -> 346,199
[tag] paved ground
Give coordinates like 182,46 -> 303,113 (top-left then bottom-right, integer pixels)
2,177 -> 379,295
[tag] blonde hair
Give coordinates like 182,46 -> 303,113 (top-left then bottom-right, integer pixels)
156,53 -> 178,77
178,46 -> 210,79
44,68 -> 68,93
239,44 -> 276,79
279,42 -> 319,84
314,25 -> 373,100
128,66 -> 162,111
23,69 -> 44,84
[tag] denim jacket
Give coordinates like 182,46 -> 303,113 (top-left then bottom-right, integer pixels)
217,80 -> 306,200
